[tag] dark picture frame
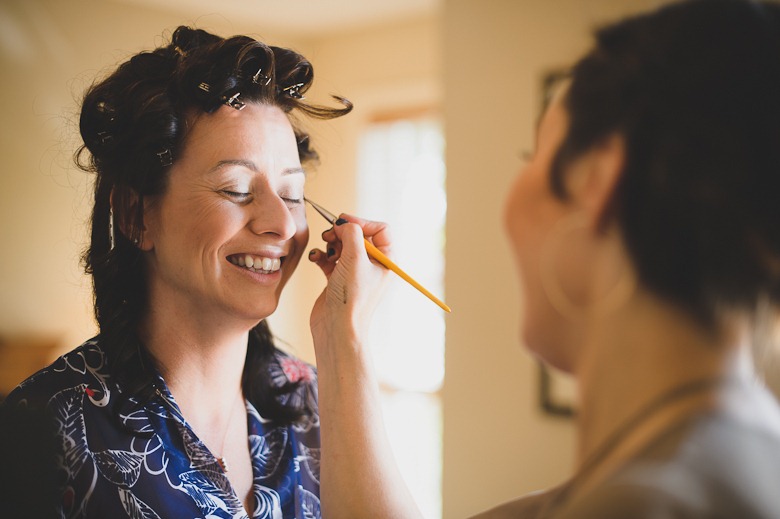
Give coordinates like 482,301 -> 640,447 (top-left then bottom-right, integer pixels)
536,68 -> 578,418
538,363 -> 577,417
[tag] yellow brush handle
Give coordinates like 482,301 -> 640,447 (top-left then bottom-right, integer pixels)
362,239 -> 451,313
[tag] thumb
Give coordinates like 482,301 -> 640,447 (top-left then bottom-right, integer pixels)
333,220 -> 370,264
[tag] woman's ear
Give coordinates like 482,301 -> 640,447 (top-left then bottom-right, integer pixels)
133,195 -> 154,251
110,188 -> 153,250
565,133 -> 625,232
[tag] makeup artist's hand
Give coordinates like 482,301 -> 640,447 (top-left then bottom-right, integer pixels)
308,217 -> 422,519
308,213 -> 392,345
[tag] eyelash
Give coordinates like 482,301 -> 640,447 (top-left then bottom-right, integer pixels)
222,190 -> 252,202
221,191 -> 303,206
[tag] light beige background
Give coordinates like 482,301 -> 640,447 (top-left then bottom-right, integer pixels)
2,0 -> 718,517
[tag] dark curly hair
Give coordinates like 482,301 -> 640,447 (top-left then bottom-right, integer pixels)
76,26 -> 352,425
551,0 -> 780,326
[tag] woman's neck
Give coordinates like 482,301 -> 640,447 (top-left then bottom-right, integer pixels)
139,297 -> 257,513
139,298 -> 252,423
572,291 -> 748,497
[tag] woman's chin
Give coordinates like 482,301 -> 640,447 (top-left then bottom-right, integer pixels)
230,301 -> 280,327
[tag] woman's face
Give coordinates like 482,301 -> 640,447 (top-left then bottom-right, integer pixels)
141,103 -> 308,327
503,91 -> 583,372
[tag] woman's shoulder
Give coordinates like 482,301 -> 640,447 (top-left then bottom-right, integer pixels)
562,392 -> 780,518
4,338 -> 108,410
469,486 -> 562,518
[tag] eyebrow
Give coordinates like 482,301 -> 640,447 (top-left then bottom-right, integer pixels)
208,159 -> 305,176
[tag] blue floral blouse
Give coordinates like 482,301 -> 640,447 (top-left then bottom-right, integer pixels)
4,338 -> 321,518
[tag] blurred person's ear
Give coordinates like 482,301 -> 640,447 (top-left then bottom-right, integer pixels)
565,133 -> 625,233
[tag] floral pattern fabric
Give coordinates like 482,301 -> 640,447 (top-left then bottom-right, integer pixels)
4,339 -> 321,519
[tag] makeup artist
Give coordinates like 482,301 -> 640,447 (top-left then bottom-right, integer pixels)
3,26 -> 353,518
310,0 -> 780,517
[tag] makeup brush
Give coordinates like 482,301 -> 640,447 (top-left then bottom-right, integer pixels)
305,198 -> 451,313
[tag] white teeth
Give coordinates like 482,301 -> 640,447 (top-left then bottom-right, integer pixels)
231,254 -> 282,272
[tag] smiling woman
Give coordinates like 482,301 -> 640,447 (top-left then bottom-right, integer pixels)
142,103 -> 308,326
2,26 -> 350,518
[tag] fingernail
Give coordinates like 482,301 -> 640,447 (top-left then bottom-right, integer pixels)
327,247 -> 335,257
309,250 -> 316,256
336,218 -> 348,226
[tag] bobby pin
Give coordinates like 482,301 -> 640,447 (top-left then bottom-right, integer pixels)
97,131 -> 113,145
282,83 -> 305,100
252,67 -> 271,85
222,92 -> 246,110
157,149 -> 173,167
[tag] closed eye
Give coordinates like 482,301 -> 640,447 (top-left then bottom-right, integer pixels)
221,190 -> 252,202
282,197 -> 304,205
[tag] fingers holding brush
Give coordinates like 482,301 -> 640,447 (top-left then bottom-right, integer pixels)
309,213 -> 392,271
310,213 -> 391,320
308,226 -> 343,276
336,214 -> 393,260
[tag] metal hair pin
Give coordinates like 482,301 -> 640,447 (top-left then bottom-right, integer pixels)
97,131 -> 113,145
283,83 -> 305,100
157,149 -> 173,167
304,198 -> 451,313
223,92 -> 246,110
252,67 -> 271,86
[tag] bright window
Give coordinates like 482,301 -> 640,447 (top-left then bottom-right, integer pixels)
356,115 -> 446,519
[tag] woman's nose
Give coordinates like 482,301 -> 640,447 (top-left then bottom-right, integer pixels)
247,192 -> 298,240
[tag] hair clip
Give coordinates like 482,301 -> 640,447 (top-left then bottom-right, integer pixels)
198,82 -> 211,93
96,100 -> 114,115
97,131 -> 113,145
252,67 -> 271,86
283,83 -> 305,100
157,149 -> 174,167
222,92 -> 246,110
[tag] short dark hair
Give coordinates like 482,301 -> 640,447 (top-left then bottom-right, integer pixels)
76,26 -> 351,424
553,0 -> 780,325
